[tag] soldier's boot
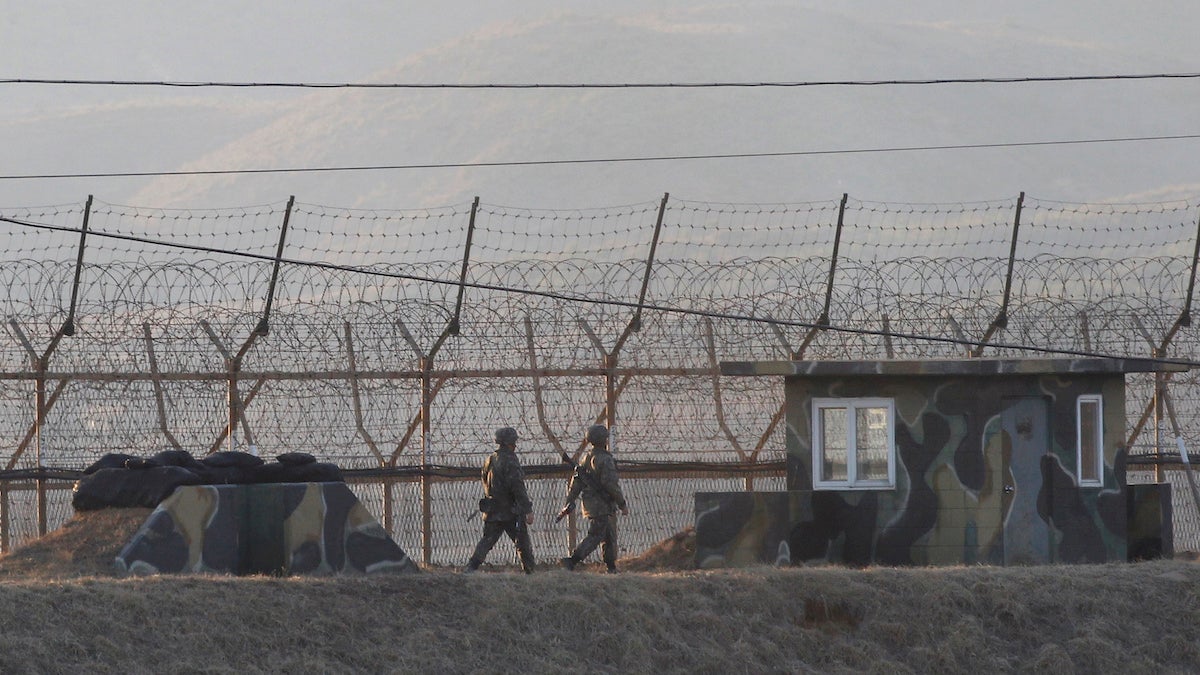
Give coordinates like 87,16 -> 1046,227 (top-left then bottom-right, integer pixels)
559,556 -> 578,571
605,562 -> 618,574
464,558 -> 482,573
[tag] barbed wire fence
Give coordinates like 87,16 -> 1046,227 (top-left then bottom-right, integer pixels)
1,192 -> 1198,566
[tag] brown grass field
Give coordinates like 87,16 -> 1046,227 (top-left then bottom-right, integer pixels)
0,509 -> 1197,674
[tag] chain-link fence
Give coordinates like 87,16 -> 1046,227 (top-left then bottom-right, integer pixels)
2,192 -> 1199,561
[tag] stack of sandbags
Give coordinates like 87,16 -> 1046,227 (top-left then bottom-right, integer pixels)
71,450 -> 343,511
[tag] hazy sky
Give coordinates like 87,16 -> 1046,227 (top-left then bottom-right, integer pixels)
3,2 -> 1199,208
5,2 -> 1196,80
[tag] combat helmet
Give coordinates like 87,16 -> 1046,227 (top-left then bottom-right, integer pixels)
495,426 -> 519,446
586,424 -> 609,446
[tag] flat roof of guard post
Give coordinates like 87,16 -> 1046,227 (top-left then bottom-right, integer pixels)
718,357 -> 1190,377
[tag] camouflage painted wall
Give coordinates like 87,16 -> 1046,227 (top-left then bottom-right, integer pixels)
116,482 -> 419,575
697,482 -> 1174,567
698,365 -> 1144,567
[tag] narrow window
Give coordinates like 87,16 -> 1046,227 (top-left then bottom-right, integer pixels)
818,406 -> 848,482
813,398 -> 895,489
1077,395 -> 1103,486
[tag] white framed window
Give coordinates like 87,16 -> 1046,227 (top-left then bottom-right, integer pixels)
1076,394 -> 1103,486
812,397 -> 896,489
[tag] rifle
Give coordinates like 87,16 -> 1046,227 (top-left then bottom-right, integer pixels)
468,451 -> 501,522
555,451 -> 614,522
466,496 -> 496,522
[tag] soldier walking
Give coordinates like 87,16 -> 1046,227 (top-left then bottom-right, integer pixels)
465,426 -> 536,574
557,424 -> 629,573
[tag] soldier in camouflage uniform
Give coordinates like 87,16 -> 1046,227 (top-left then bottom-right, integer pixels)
465,426 -> 536,573
557,424 -> 629,573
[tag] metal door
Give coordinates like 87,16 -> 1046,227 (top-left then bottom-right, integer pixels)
999,396 -> 1052,565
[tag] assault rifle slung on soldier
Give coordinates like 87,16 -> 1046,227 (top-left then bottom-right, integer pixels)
555,450 -> 613,522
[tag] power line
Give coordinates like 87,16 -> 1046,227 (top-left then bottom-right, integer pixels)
2,213 -> 1196,369
3,72 -> 1200,89
4,132 -> 1199,182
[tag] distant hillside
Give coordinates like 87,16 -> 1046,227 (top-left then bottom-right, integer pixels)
117,5 -> 1200,210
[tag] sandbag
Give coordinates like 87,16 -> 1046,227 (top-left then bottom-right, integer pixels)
73,450 -> 344,510
276,452 -> 316,466
82,453 -> 138,475
72,466 -> 204,511
248,460 -> 343,484
202,451 -> 265,468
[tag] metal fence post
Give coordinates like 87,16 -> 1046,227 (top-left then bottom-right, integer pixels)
253,196 -> 294,337
972,192 -> 1023,357
143,323 -> 182,450
0,484 -> 7,554
1178,208 -> 1200,329
798,193 -> 847,358
34,195 -> 93,534
703,317 -> 752,488
34,366 -> 46,535
1124,232 -> 1198,478
419,356 -> 434,566
416,196 -> 479,566
344,322 -> 384,466
613,193 -> 668,354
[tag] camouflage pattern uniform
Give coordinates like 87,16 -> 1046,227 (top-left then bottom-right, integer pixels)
466,427 -> 536,573
560,425 -> 628,573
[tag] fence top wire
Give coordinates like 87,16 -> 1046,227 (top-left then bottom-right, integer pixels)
5,193 -> 1200,470
3,193 -> 1200,356
658,198 -> 842,264
289,201 -> 473,270
473,201 -> 662,261
841,197 -> 1019,261
86,200 -> 291,260
1023,197 -> 1199,258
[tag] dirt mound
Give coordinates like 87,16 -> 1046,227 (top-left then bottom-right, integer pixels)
0,510 -> 698,579
618,526 -> 695,571
0,507 -> 150,580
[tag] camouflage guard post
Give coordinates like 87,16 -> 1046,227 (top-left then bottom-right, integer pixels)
703,357 -> 1186,568
465,426 -> 536,573
558,424 -> 629,573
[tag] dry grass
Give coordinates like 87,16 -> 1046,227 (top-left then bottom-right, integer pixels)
0,508 -> 152,580
0,510 -> 1197,673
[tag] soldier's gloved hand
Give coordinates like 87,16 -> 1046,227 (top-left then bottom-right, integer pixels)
525,513 -> 535,525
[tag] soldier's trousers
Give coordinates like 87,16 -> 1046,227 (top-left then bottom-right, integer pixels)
470,518 -> 536,572
570,514 -> 619,566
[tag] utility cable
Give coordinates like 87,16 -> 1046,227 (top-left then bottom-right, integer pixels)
3,133 -> 1199,181
3,72 -> 1200,89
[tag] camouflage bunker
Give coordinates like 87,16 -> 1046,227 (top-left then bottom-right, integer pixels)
698,357 -> 1184,567
116,482 -> 419,576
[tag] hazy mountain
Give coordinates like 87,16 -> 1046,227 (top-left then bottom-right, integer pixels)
6,4 -> 1200,210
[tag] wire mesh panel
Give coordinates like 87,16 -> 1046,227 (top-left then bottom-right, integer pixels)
2,193 -> 1200,556
288,201 -> 473,270
1021,198 -> 1199,261
0,203 -> 90,340
657,198 -> 842,264
0,483 -> 74,552
349,472 -> 788,568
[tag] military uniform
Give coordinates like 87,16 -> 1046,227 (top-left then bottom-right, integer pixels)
466,427 -> 536,573
560,425 -> 628,573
